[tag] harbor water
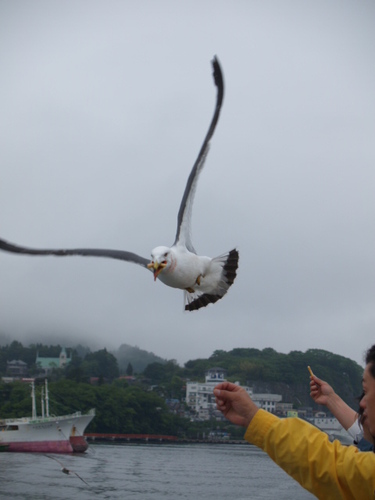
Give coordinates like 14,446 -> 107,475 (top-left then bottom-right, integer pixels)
0,442 -> 315,499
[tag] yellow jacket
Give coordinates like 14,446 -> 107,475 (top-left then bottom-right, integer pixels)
244,409 -> 375,499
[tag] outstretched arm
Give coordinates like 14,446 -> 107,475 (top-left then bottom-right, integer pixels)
310,374 -> 358,431
215,381 -> 375,499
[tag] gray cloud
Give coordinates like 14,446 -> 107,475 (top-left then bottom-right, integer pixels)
1,1 -> 374,367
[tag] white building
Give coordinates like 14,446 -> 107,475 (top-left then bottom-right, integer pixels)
275,402 -> 294,416
185,368 -> 252,420
251,393 -> 282,413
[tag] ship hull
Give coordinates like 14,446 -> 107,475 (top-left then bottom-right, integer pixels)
0,410 -> 95,453
5,440 -> 74,453
69,436 -> 88,453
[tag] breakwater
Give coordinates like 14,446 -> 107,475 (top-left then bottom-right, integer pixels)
84,433 -> 247,445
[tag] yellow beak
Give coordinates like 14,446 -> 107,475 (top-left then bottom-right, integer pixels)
147,261 -> 167,281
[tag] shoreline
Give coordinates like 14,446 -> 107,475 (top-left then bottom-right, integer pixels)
85,433 -> 247,445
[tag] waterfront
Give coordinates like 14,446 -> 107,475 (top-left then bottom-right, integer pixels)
0,443 -> 315,499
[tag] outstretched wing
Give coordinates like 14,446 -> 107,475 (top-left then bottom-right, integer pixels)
0,238 -> 150,268
173,56 -> 224,253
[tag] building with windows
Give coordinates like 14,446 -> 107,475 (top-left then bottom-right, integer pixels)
186,367 -> 253,420
275,402 -> 294,416
6,359 -> 28,378
186,367 -> 283,420
36,347 -> 72,373
251,393 -> 282,413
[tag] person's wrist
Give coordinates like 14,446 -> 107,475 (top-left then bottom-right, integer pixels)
243,403 -> 259,427
325,392 -> 339,412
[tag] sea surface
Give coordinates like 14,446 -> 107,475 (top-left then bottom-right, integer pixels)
0,443 -> 315,499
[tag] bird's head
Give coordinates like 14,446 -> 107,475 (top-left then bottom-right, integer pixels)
147,246 -> 171,281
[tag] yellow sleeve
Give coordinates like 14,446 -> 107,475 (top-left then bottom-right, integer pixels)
244,409 -> 375,500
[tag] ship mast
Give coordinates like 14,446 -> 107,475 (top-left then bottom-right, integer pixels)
41,386 -> 45,418
45,379 -> 50,417
31,381 -> 37,419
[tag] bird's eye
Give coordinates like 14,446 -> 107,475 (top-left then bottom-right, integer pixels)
162,260 -> 167,264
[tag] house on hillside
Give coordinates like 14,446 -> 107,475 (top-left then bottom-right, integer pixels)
252,393 -> 282,413
6,359 -> 29,378
186,367 -> 283,420
186,367 -> 253,420
36,347 -> 72,374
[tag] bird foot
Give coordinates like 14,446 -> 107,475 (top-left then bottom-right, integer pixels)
186,275 -> 202,293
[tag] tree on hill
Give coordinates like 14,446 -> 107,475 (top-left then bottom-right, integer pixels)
113,343 -> 167,374
81,348 -> 119,381
0,341 -> 36,372
182,347 -> 363,410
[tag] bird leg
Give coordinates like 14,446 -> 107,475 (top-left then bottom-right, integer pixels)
185,275 -> 202,293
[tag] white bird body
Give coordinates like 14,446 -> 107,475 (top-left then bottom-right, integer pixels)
151,245 -> 211,290
0,57 -> 239,311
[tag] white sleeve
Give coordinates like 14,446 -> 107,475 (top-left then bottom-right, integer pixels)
347,419 -> 363,442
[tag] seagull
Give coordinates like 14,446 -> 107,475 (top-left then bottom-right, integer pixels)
45,454 -> 90,486
0,56 -> 238,311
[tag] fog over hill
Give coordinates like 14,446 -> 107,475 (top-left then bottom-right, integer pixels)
113,343 -> 168,373
0,331 -> 169,372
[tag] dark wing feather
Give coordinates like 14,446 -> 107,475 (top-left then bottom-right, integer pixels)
0,238 -> 150,268
185,249 -> 239,311
173,56 -> 224,252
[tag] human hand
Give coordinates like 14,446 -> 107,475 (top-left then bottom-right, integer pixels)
214,382 -> 258,428
309,374 -> 335,406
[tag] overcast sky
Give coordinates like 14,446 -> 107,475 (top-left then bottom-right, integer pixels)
1,1 -> 374,368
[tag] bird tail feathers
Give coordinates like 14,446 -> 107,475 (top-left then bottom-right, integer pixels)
184,248 -> 239,311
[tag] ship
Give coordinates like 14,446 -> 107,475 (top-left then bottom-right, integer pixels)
0,379 -> 95,453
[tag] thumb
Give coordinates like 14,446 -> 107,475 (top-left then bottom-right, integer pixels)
214,388 -> 228,398
214,387 -> 237,402
311,374 -> 323,386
